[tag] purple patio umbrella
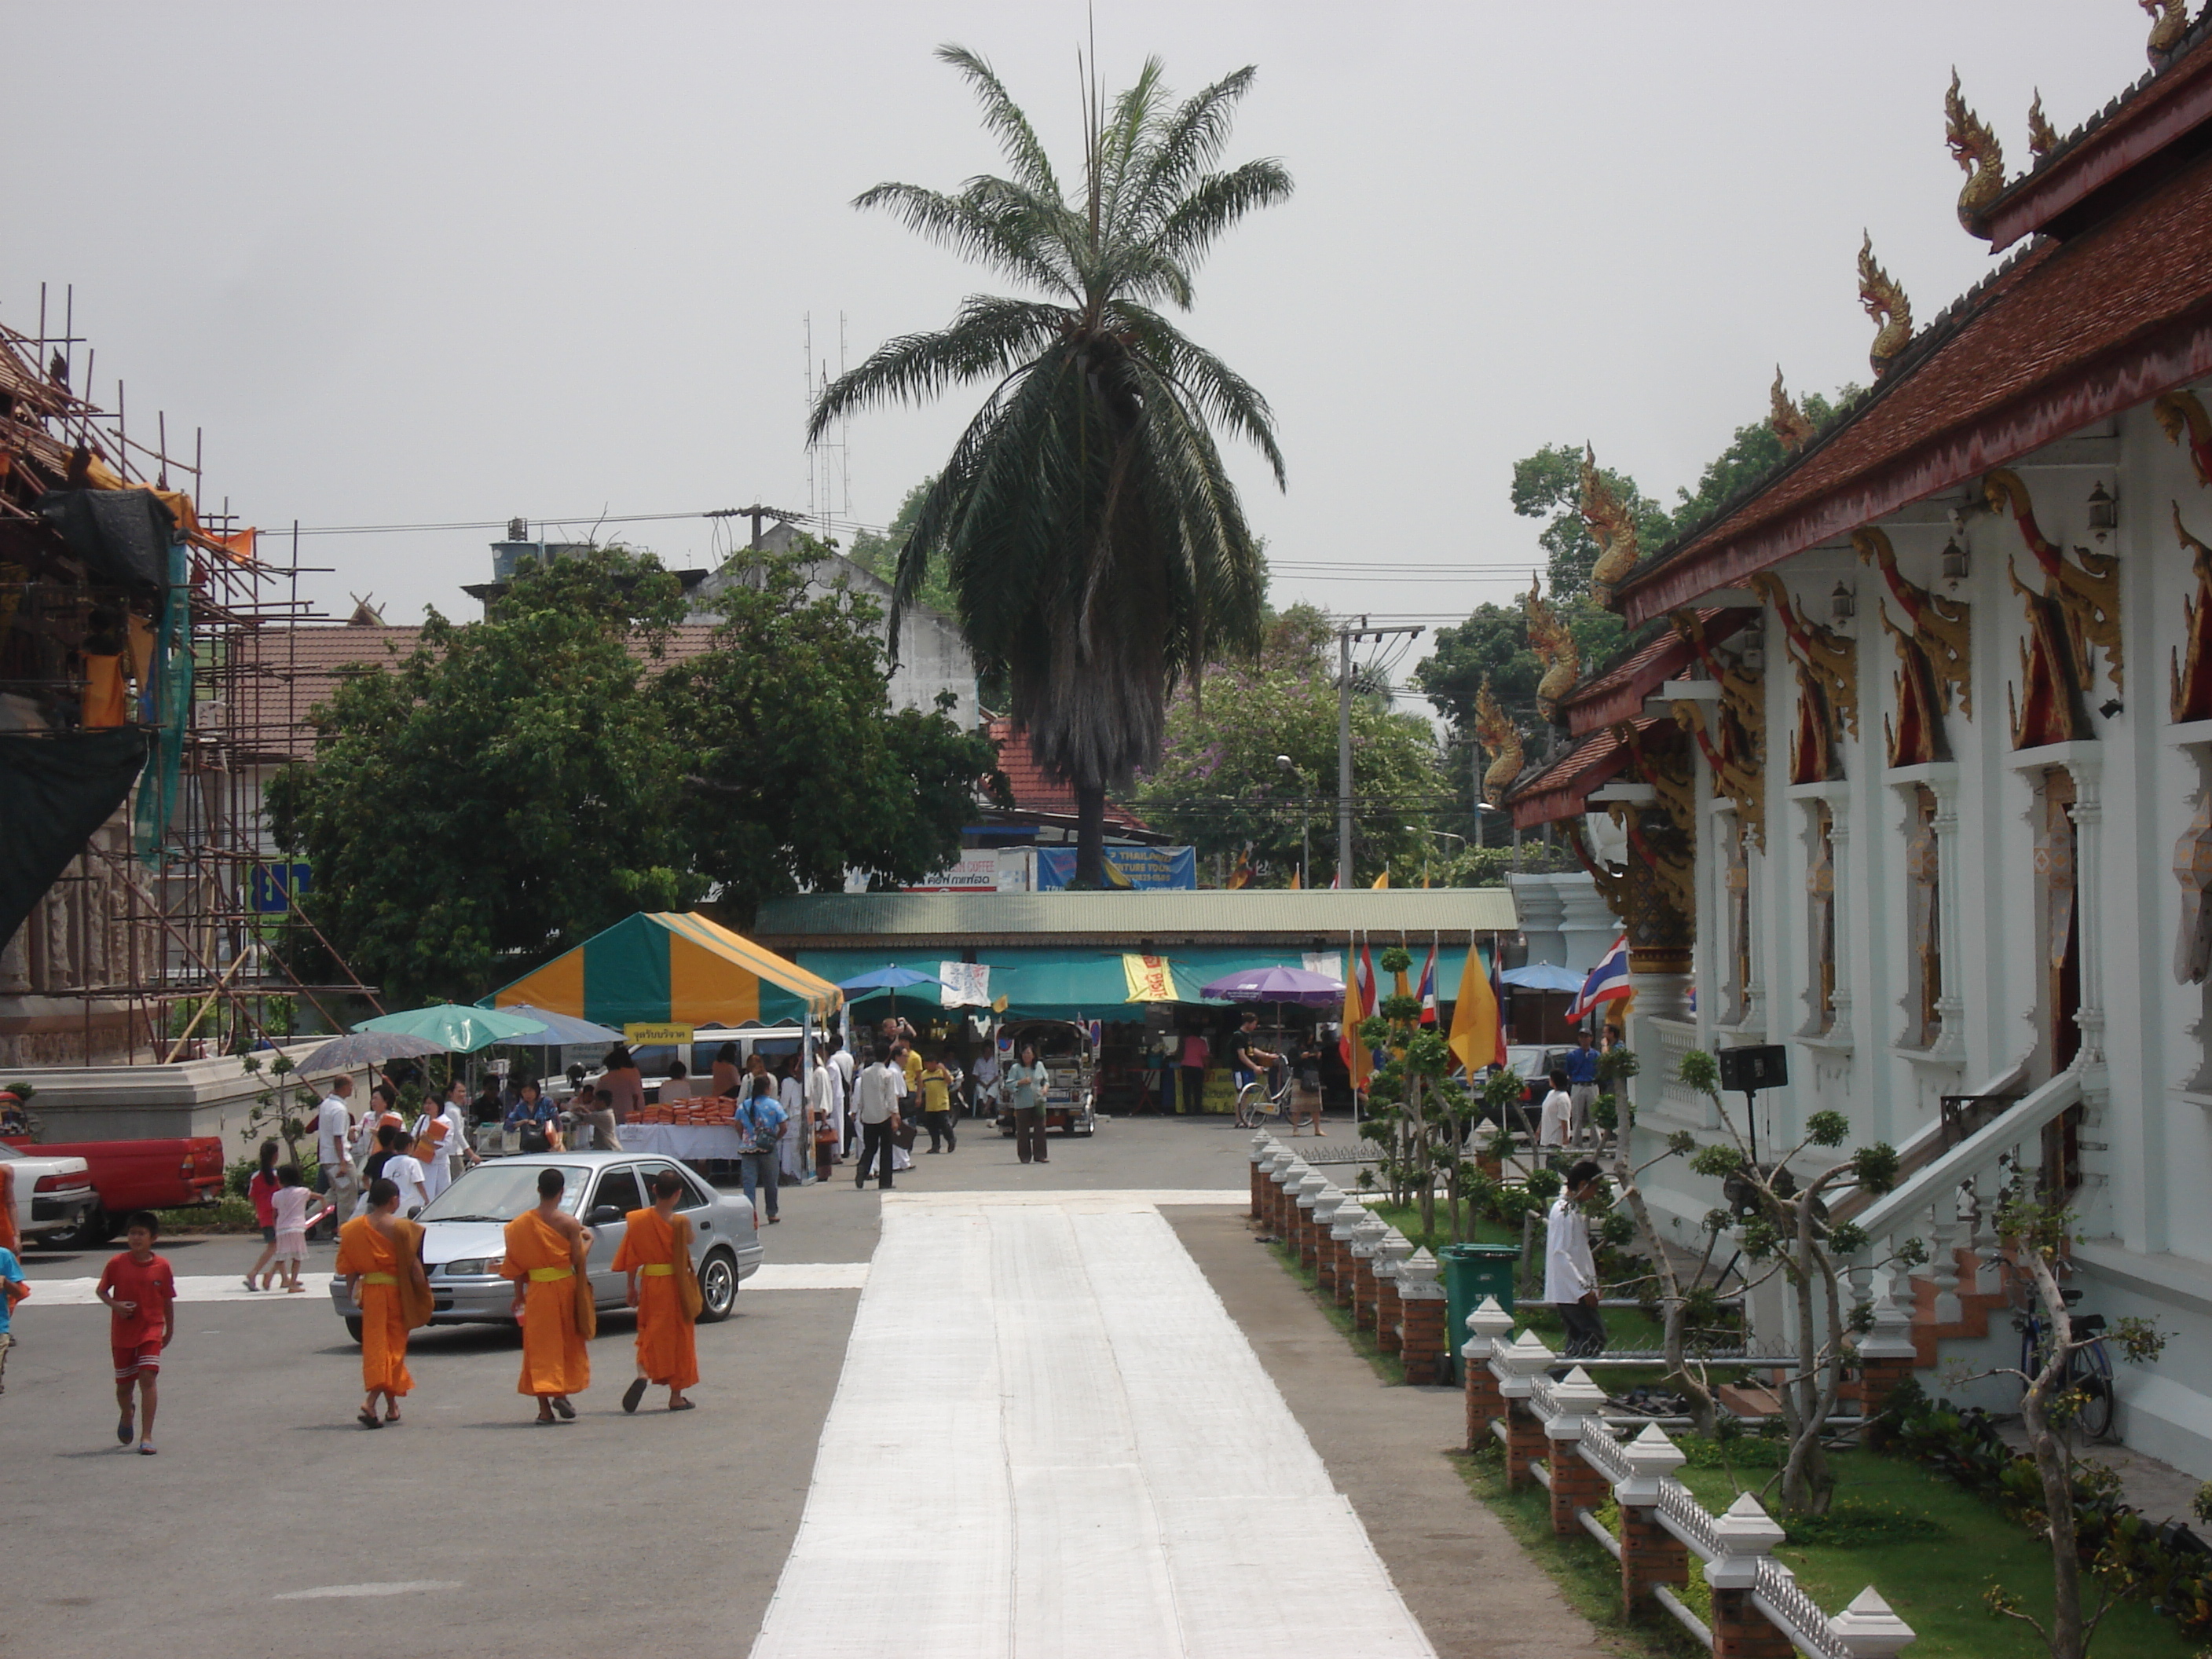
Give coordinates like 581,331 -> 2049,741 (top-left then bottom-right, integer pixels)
1198,965 -> 1346,1007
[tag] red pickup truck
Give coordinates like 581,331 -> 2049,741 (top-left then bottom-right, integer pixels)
1,1135 -> 225,1245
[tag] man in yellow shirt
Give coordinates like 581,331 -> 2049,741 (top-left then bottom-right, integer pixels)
918,1051 -> 958,1154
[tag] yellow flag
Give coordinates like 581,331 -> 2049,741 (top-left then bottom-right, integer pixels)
1122,954 -> 1176,1002
1448,941 -> 1504,1074
1372,870 -> 1390,889
1288,868 -> 1302,890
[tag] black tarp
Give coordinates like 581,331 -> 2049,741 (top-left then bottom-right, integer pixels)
0,728 -> 149,949
32,489 -> 178,590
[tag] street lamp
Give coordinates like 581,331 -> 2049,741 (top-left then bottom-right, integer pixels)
1276,755 -> 1310,889
1426,829 -> 1466,888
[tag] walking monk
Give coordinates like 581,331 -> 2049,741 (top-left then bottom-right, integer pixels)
335,1177 -> 433,1429
501,1166 -> 593,1423
613,1169 -> 702,1413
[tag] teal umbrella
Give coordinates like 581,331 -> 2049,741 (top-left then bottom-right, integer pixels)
356,1003 -> 548,1053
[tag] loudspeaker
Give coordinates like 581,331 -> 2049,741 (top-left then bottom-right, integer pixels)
1716,1044 -> 1788,1094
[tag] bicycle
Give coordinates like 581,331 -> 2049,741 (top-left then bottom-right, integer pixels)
1235,1068 -> 1291,1128
2011,1274 -> 2116,1441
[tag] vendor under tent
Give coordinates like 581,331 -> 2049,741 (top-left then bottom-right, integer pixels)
482,914 -> 843,1160
483,911 -> 841,1028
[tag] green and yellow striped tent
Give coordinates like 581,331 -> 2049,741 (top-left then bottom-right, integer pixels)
483,911 -> 841,1028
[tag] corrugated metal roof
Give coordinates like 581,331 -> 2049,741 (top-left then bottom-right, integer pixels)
751,888 -> 1518,946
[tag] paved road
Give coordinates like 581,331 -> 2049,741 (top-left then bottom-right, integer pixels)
3,1115 -> 1595,1657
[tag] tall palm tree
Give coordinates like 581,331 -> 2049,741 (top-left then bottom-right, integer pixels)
809,45 -> 1290,885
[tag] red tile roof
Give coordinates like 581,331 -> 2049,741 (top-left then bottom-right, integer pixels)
1616,147 -> 2212,624
1562,607 -> 1758,735
986,717 -> 1150,830
1504,717 -> 1661,830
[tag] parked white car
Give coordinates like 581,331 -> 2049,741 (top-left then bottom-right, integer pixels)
0,1142 -> 97,1246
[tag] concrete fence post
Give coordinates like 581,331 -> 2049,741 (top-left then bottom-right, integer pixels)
1826,1588 -> 1915,1659
1309,1186 -> 1347,1283
1324,1196 -> 1364,1302
1705,1493 -> 1791,1659
1492,1328 -> 1554,1491
1372,1229 -> 1413,1352
1248,1132 -> 1275,1221
1293,1174 -> 1331,1270
1611,1423 -> 1689,1619
1350,1211 -> 1387,1328
1395,1247 -> 1448,1383
1542,1367 -> 1610,1537
1461,1296 -> 1515,1452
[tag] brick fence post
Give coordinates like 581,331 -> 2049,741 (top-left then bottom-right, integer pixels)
1706,1494 -> 1791,1659
1294,1174 -> 1331,1270
1372,1229 -> 1412,1351
1350,1211 -> 1386,1326
1267,1154 -> 1305,1238
1310,1188 -> 1346,1288
1611,1423 -> 1689,1620
1493,1328 -> 1554,1492
1851,1297 -> 1921,1448
1324,1196 -> 1363,1301
1544,1368 -> 1611,1537
1397,1248 -> 1448,1383
1462,1296 -> 1515,1452
1249,1132 -> 1275,1221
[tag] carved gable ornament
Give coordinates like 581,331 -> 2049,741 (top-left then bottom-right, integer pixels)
1984,467 -> 2122,694
1750,572 -> 1856,784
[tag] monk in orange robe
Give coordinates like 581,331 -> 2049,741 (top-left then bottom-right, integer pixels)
501,1166 -> 594,1423
335,1176 -> 432,1428
613,1169 -> 702,1412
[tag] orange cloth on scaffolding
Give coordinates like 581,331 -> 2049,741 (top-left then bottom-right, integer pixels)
613,1208 -> 700,1390
81,654 -> 128,728
501,1210 -> 591,1397
335,1216 -> 417,1397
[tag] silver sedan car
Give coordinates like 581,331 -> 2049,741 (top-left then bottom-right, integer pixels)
331,1152 -> 760,1342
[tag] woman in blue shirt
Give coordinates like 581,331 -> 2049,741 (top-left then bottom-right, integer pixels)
1007,1043 -> 1052,1166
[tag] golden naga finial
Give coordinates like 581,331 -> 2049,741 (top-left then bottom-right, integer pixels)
1769,368 -> 1816,453
1524,574 -> 1580,723
1858,233 -> 1913,379
1945,69 -> 2005,235
1471,676 -> 1525,801
2144,0 -> 2190,66
2027,89 -> 2060,159
1579,443 -> 1641,606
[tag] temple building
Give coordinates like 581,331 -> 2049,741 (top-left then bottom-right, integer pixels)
1508,16 -> 2212,1474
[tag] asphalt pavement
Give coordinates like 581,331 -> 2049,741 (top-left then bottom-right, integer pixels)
3,1112 -> 1595,1658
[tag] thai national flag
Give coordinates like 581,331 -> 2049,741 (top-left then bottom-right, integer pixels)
1568,935 -> 1632,1024
1415,942 -> 1438,1027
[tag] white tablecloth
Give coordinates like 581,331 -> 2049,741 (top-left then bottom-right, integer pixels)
618,1122 -> 748,1160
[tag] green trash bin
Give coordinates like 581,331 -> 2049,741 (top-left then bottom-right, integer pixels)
1439,1243 -> 1521,1383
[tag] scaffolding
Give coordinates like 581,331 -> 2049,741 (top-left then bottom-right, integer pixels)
0,287 -> 375,1067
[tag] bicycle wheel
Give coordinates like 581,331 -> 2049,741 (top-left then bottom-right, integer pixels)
1234,1082 -> 1265,1126
2075,1346 -> 2117,1440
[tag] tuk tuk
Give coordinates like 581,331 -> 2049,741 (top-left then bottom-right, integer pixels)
993,1019 -> 1099,1137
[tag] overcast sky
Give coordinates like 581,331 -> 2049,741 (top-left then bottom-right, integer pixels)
3,2 -> 2152,667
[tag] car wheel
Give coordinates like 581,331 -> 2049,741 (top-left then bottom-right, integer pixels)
48,1205 -> 108,1251
696,1250 -> 738,1324
345,1317 -> 364,1344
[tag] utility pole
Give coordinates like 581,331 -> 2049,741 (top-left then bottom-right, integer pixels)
1335,617 -> 1422,889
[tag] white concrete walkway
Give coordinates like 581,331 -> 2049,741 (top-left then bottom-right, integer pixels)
748,1190 -> 1437,1658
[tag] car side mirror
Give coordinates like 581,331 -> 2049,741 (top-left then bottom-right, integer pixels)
586,1205 -> 624,1228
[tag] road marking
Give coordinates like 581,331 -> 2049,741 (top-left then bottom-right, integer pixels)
748,1193 -> 1435,1657
748,1262 -> 869,1290
26,1274 -> 335,1306
273,1580 -> 462,1600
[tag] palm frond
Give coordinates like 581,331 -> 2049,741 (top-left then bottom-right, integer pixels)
1111,301 -> 1286,486
1147,157 -> 1295,274
807,296 -> 1068,442
1119,66 -> 1262,239
851,181 -> 1077,297
936,44 -> 1063,201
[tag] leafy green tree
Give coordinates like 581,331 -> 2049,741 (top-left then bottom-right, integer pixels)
808,46 -> 1290,885
845,478 -> 958,621
657,542 -> 1005,921
1130,621 -> 1445,883
268,548 -> 701,1005
1668,386 -> 1854,535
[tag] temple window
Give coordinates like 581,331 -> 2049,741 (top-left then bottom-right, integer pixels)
1902,785 -> 1942,1049
1804,801 -> 1837,1037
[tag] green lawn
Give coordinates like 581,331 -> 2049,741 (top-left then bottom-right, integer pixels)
1358,1197 -> 1522,1251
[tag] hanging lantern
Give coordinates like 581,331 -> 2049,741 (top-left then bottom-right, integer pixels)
1829,581 -> 1855,624
2086,482 -> 2118,532
1941,537 -> 1969,580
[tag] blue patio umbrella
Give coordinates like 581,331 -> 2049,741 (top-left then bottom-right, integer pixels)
488,1005 -> 625,1046
1500,963 -> 1588,993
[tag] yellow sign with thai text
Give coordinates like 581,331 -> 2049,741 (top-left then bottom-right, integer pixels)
623,1023 -> 694,1045
1122,954 -> 1177,1002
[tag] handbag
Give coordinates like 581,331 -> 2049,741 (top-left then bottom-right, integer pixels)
894,1118 -> 918,1151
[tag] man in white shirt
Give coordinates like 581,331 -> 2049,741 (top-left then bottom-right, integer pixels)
1544,1160 -> 1607,1359
1536,1069 -> 1574,1151
313,1077 -> 357,1241
851,1047 -> 903,1191
830,1039 -> 858,1154
806,1044 -> 840,1165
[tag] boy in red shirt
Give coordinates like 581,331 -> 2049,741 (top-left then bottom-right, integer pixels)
97,1210 -> 177,1455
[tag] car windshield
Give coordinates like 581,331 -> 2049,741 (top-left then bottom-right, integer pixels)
417,1163 -> 586,1222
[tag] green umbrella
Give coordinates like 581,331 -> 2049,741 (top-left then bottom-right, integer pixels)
355,1003 -> 549,1053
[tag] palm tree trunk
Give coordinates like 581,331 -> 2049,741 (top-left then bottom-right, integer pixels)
1075,785 -> 1108,887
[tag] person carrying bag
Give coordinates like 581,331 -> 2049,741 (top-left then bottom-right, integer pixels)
737,1077 -> 787,1226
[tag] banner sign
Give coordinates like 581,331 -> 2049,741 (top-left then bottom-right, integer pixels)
938,961 -> 991,1009
251,862 -> 313,914
1302,951 -> 1342,982
1122,954 -> 1177,1002
1036,845 -> 1196,890
623,1023 -> 694,1045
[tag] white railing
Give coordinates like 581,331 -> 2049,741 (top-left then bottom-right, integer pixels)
1647,1017 -> 1714,1124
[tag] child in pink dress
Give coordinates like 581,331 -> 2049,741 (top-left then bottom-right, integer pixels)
269,1166 -> 331,1293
